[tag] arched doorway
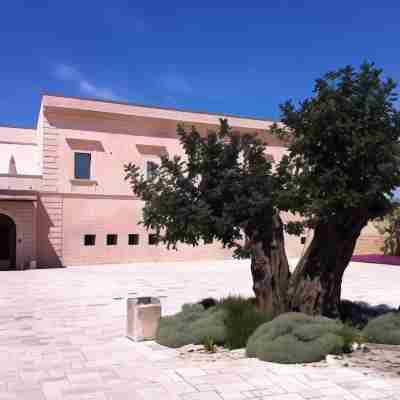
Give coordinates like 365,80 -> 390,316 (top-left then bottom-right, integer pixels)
0,214 -> 16,270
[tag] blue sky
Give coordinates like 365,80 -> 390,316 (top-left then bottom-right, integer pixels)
1,1 -> 400,127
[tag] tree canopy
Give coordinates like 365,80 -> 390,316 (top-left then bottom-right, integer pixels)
125,119 -> 280,258
275,62 -> 400,228
125,62 -> 400,317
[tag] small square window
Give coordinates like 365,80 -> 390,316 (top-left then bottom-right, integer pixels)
148,234 -> 159,245
107,234 -> 118,246
128,234 -> 139,245
75,152 -> 91,179
84,234 -> 96,246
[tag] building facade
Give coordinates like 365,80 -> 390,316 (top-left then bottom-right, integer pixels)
0,94 -> 382,269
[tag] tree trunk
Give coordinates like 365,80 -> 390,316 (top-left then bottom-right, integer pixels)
394,220 -> 400,256
288,216 -> 368,318
250,212 -> 291,316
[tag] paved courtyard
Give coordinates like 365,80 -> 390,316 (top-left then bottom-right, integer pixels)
0,259 -> 399,400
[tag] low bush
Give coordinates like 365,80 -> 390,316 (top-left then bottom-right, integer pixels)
198,297 -> 218,310
246,312 -> 361,364
156,303 -> 227,348
218,296 -> 271,349
156,295 -> 270,350
363,312 -> 400,345
340,324 -> 365,353
340,299 -> 396,329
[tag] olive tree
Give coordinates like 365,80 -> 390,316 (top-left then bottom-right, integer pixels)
125,120 -> 293,316
374,201 -> 400,256
274,62 -> 400,317
125,62 -> 400,318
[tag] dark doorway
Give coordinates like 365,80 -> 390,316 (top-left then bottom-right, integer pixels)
0,214 -> 16,270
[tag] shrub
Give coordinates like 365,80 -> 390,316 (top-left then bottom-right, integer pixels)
198,297 -> 218,309
156,303 -> 227,348
363,312 -> 400,344
156,296 -> 270,350
340,299 -> 395,329
202,336 -> 217,353
340,324 -> 365,353
218,296 -> 271,349
246,312 -> 361,364
373,203 -> 400,256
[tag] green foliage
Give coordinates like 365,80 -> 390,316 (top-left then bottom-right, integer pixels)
246,313 -> 361,364
273,62 -> 400,228
340,324 -> 365,353
125,119 -> 281,258
156,303 -> 227,348
374,202 -> 400,255
218,296 -> 272,349
363,313 -> 400,344
156,296 -> 270,350
125,62 -> 400,320
202,336 -> 217,353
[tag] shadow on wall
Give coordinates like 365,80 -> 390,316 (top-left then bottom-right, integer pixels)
36,200 -> 63,268
44,109 -> 283,146
45,109 -> 180,139
65,138 -> 105,152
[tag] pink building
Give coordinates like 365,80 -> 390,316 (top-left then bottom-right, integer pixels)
0,94 -> 376,269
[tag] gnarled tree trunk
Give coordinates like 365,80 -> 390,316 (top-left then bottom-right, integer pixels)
250,212 -> 290,316
288,216 -> 368,318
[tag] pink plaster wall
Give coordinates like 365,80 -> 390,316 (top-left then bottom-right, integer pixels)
0,200 -> 36,268
0,126 -> 41,175
0,94 -> 385,268
62,197 -> 233,265
38,95 -> 295,266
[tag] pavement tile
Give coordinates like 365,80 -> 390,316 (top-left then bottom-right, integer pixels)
0,260 -> 398,400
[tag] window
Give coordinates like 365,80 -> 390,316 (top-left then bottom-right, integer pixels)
204,238 -> 213,244
107,234 -> 118,246
148,234 -> 159,245
84,234 -> 96,246
128,234 -> 139,245
74,152 -> 91,179
146,161 -> 158,180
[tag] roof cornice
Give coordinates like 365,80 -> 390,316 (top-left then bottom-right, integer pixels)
41,92 -> 279,131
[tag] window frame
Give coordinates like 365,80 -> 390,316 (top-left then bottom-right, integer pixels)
74,152 -> 91,180
84,234 -> 96,246
148,234 -> 159,246
106,234 -> 118,246
128,233 -> 139,246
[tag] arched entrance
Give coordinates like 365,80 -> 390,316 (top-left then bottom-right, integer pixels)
0,214 -> 16,270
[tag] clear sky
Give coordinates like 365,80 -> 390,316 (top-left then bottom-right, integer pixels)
1,1 -> 400,127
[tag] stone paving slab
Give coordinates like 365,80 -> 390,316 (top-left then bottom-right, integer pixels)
0,259 -> 399,399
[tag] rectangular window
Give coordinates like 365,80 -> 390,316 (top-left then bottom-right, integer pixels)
128,234 -> 139,245
84,234 -> 96,246
74,152 -> 91,179
148,234 -> 159,245
146,161 -> 158,180
107,234 -> 118,246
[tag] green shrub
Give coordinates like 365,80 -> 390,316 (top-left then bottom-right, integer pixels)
156,296 -> 270,350
340,324 -> 365,353
156,303 -> 227,348
246,312 -> 361,364
363,312 -> 400,344
202,336 -> 217,353
218,296 -> 271,349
